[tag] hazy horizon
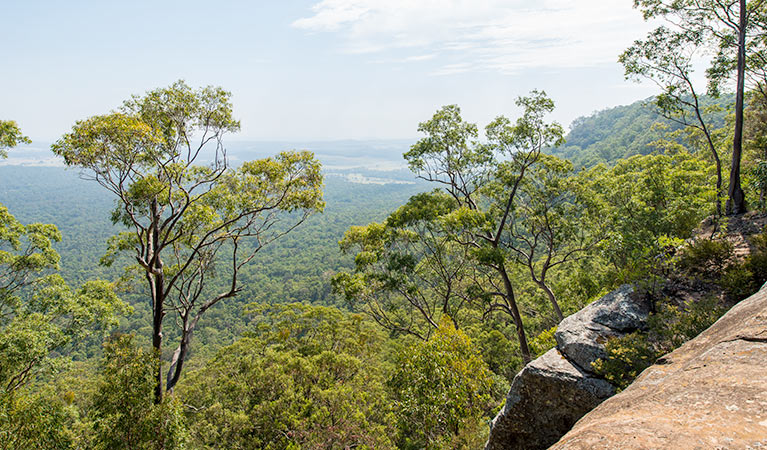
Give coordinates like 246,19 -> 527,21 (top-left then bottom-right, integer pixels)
1,1 -> 664,143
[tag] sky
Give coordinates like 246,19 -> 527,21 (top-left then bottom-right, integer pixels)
1,0 -> 663,143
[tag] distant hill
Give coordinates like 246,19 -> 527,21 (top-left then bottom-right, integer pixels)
550,95 -> 734,167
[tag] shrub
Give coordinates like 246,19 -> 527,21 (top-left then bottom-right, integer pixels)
390,317 -> 494,450
591,332 -> 657,391
649,297 -> 724,352
593,296 -> 726,391
529,326 -> 557,358
721,227 -> 767,300
677,238 -> 734,279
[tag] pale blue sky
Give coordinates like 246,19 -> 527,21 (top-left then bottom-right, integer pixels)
1,0 -> 663,142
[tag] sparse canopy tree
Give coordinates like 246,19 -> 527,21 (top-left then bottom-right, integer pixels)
404,92 -> 565,363
633,0 -> 767,214
52,81 -> 325,401
505,154 -> 607,322
621,26 -> 725,216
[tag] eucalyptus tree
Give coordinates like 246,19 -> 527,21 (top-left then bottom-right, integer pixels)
505,155 -> 607,322
403,92 -> 565,363
621,26 -> 725,216
632,0 -> 767,214
52,81 -> 325,400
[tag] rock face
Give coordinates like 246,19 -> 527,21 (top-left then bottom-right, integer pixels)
485,285 -> 650,450
555,285 -> 648,373
551,283 -> 767,449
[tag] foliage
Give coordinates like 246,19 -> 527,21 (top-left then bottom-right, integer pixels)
181,304 -> 395,450
0,120 -> 30,159
721,227 -> 767,299
593,296 -> 726,390
91,334 -> 188,450
591,331 -> 657,391
650,297 -> 725,353
0,203 -> 128,395
585,151 -> 715,281
677,238 -> 734,279
389,317 -> 494,449
529,326 -> 557,359
332,190 -> 480,340
748,160 -> 767,210
0,389 -> 79,450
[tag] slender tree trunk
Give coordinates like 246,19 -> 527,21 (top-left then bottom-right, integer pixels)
499,265 -> 531,363
166,331 -> 190,393
150,198 -> 165,404
693,95 -> 723,217
728,0 -> 748,215
537,280 -> 564,322
150,272 -> 164,404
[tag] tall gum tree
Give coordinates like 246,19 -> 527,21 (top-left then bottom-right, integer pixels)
403,92 -> 565,363
633,0 -> 767,214
52,81 -> 325,401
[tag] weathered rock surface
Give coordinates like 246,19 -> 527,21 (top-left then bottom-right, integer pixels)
485,285 -> 649,450
551,283 -> 767,450
555,285 -> 648,373
485,349 -> 614,450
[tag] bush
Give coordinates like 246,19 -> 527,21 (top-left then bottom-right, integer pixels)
650,297 -> 724,352
677,238 -> 733,279
591,332 -> 657,391
593,296 -> 726,391
721,228 -> 767,300
390,317 -> 494,450
91,334 -> 188,450
529,326 -> 557,358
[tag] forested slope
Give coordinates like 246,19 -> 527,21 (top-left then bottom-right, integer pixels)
549,94 -> 733,167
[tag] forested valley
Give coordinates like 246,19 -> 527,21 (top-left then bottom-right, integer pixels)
4,2 -> 767,448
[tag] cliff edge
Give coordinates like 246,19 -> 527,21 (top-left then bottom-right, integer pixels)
552,282 -> 767,449
485,285 -> 650,450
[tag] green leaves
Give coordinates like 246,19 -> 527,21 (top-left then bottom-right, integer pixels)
182,305 -> 394,450
585,151 -> 715,281
0,274 -> 129,394
390,317 -> 494,449
92,334 -> 187,450
0,120 -> 31,159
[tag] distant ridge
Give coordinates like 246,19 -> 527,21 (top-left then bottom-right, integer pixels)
549,94 -> 733,168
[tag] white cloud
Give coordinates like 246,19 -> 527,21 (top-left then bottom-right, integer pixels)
293,0 -> 656,73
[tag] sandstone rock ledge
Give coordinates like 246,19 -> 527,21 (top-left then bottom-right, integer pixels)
486,285 -> 650,450
552,283 -> 767,450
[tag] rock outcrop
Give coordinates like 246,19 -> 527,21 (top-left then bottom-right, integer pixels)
554,285 -> 648,373
551,283 -> 767,449
485,285 -> 650,450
